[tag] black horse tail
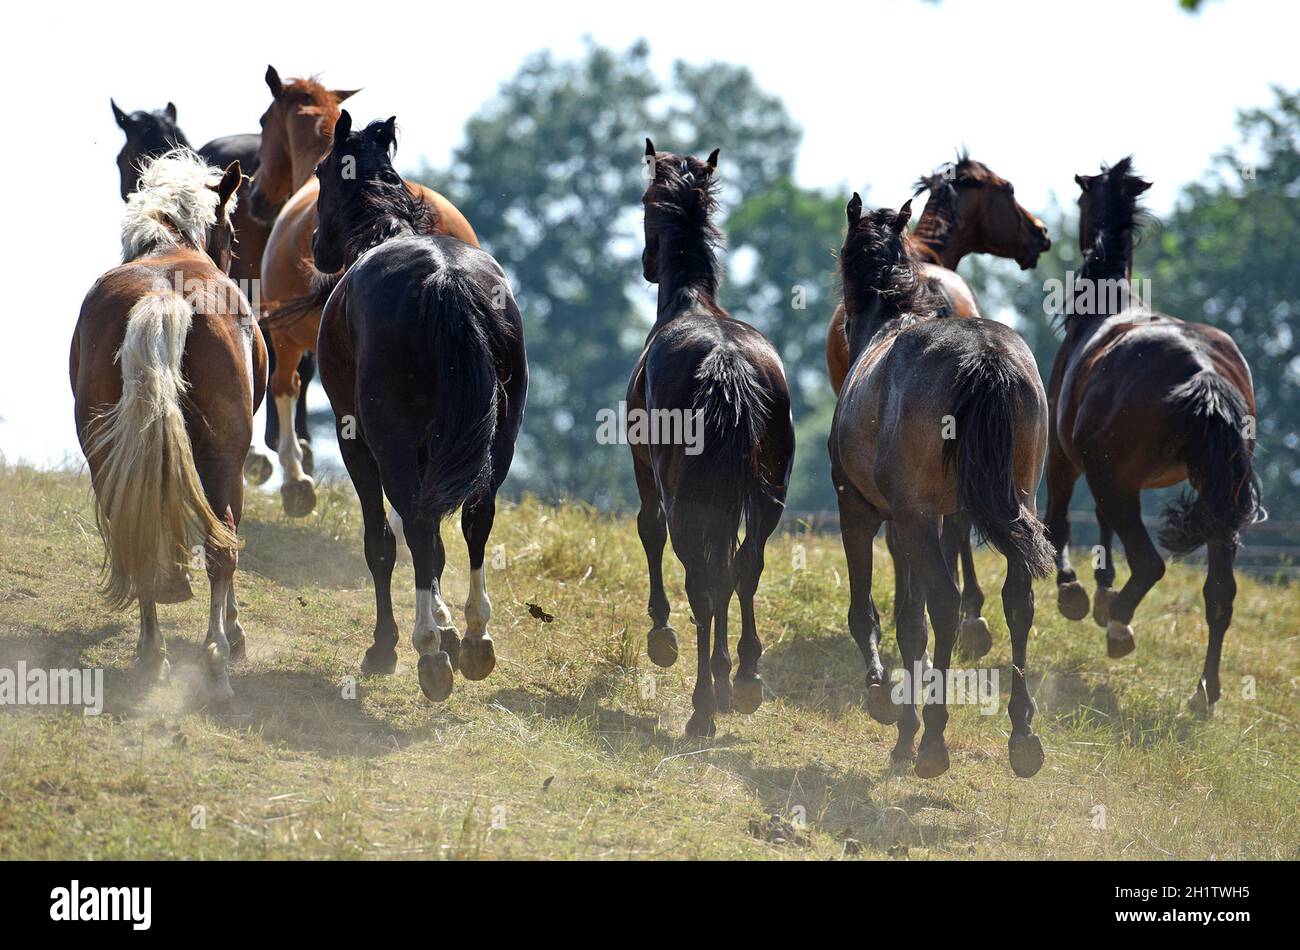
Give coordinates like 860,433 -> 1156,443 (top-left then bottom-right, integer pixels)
944,353 -> 1054,578
416,270 -> 502,524
1158,371 -> 1265,555
258,271 -> 342,331
672,347 -> 772,583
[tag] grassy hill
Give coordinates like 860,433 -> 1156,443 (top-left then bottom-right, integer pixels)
0,464 -> 1295,859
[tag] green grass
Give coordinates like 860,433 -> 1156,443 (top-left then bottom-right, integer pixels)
0,463 -> 1296,859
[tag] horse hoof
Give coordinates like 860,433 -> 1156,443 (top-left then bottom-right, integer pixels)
1188,680 -> 1215,719
914,743 -> 951,779
441,628 -> 462,673
890,737 -> 916,764
732,675 -> 763,714
1057,581 -> 1090,621
1008,733 -> 1045,778
155,571 -> 193,605
1106,621 -> 1136,659
460,636 -> 495,681
280,477 -> 317,518
865,682 -> 900,725
244,451 -> 273,486
361,645 -> 398,675
684,712 -> 716,739
134,653 -> 170,683
417,652 -> 454,702
957,617 -> 993,660
227,634 -> 246,664
1093,587 -> 1115,628
298,439 -> 315,477
646,626 -> 678,668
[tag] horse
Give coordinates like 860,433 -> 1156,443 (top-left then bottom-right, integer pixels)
631,140 -> 795,738
314,113 -> 527,702
1045,158 -> 1263,717
830,195 -> 1053,778
111,98 -> 311,479
825,156 -> 1051,662
250,66 -> 478,518
70,149 -> 266,704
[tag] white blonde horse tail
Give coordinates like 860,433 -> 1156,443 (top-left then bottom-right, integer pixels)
85,291 -> 236,608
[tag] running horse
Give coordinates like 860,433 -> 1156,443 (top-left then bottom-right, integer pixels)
826,156 -> 1051,661
250,66 -> 478,517
1045,158 -> 1263,717
111,98 -> 311,479
631,140 -> 795,738
71,150 -> 266,704
314,113 -> 527,702
830,195 -> 1053,778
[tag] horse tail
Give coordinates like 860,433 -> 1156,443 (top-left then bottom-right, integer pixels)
1158,371 -> 1265,555
84,291 -> 236,608
671,346 -> 772,585
944,352 -> 1054,579
416,270 -> 502,524
258,271 -> 341,331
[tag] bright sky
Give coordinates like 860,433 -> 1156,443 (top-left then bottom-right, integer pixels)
2,0 -> 1295,466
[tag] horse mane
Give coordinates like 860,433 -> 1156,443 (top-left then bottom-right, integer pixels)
839,206 -> 936,326
645,153 -> 724,300
911,150 -> 990,258
1077,156 -> 1152,287
121,148 -> 228,262
331,121 -> 435,263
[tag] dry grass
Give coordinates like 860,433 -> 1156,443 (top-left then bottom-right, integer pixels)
0,464 -> 1296,860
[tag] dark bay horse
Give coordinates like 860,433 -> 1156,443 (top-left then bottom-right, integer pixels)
314,113 -> 527,702
251,67 -> 478,518
1046,158 -> 1263,717
630,140 -> 795,738
111,98 -> 310,480
826,156 -> 1051,662
71,150 -> 266,704
831,195 -> 1053,778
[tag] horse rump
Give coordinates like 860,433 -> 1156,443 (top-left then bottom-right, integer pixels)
1158,370 -> 1265,555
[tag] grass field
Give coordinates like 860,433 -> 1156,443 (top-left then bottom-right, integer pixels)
0,463 -> 1296,860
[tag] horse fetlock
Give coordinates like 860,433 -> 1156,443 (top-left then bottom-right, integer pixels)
298,439 -> 314,477
1188,678 -> 1215,719
1093,586 -> 1115,627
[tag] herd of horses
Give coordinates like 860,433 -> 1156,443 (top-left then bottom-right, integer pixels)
75,67 -> 1264,780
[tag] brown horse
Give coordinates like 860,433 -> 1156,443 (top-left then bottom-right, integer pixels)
831,195 -> 1052,778
828,157 -> 1051,662
630,140 -> 795,738
250,66 -> 478,517
1045,158 -> 1263,717
314,114 -> 527,701
71,150 -> 266,704
110,98 -> 308,481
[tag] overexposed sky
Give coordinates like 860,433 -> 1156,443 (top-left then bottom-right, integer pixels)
2,0 -> 1296,465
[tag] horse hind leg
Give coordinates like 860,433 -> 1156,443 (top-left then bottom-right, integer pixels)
885,525 -> 926,763
1189,540 -> 1237,719
1046,450 -> 1090,620
634,457 -> 677,668
271,344 -> 316,517
682,561 -> 717,738
731,494 -> 783,715
1091,486 -> 1164,659
338,429 -> 400,675
134,596 -> 170,682
1003,559 -> 1045,777
1092,508 -> 1117,627
459,493 -> 499,681
948,514 -> 992,660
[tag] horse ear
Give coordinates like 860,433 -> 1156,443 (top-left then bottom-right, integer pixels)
645,138 -> 656,158
333,88 -> 360,104
846,192 -> 862,228
706,148 -> 720,172
216,161 -> 242,210
1132,179 -> 1153,195
164,102 -> 177,123
111,99 -> 129,130
334,109 -> 352,142
894,199 -> 913,231
379,116 -> 398,153
1074,174 -> 1090,192
266,65 -> 283,99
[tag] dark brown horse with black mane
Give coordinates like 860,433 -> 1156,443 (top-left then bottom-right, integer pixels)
72,150 -> 266,705
111,97 -> 312,476
1046,158 -> 1263,717
314,113 -> 527,703
630,140 -> 795,738
831,195 -> 1052,778
826,156 -> 1051,662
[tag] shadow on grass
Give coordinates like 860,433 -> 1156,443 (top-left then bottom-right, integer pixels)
237,517 -> 370,590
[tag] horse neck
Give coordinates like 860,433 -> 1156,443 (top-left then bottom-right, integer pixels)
842,284 -> 902,364
910,195 -> 970,269
654,231 -> 720,325
346,210 -> 416,267
289,112 -> 338,193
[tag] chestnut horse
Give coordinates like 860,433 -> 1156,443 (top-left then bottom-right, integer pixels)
71,150 -> 267,704
110,99 -> 310,479
1046,158 -> 1263,717
250,66 -> 478,517
630,140 -> 795,738
831,195 -> 1052,778
314,114 -> 527,702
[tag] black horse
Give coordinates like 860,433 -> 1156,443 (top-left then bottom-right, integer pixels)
111,99 -> 314,466
314,112 -> 527,703
630,140 -> 795,738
